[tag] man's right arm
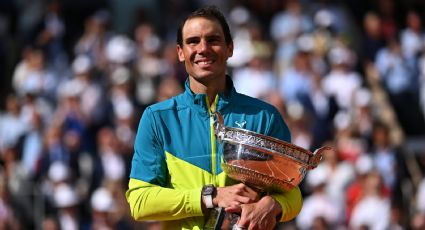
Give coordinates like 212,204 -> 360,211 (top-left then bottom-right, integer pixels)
126,108 -> 204,221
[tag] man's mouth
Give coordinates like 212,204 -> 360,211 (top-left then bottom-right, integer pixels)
195,59 -> 214,67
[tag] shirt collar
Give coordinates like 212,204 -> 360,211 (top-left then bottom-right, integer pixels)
183,75 -> 237,113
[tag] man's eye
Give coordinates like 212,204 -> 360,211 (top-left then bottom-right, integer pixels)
208,37 -> 220,43
186,39 -> 198,45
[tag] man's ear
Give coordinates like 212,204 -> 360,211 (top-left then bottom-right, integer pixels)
227,42 -> 234,58
177,45 -> 185,62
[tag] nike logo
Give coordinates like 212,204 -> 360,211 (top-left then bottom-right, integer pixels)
235,120 -> 246,128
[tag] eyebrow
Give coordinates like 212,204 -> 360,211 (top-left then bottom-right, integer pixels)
184,34 -> 222,43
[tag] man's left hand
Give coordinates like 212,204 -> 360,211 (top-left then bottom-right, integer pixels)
225,195 -> 282,230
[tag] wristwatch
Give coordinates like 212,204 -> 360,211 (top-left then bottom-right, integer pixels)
202,184 -> 216,209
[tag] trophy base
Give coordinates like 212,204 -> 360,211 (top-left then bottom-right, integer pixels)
204,207 -> 240,230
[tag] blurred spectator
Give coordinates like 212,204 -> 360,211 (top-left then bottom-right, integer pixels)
284,101 -> 312,150
296,165 -> 341,229
351,88 -> 374,140
133,22 -> 164,106
0,95 -> 27,154
345,154 -> 391,223
306,144 -> 355,210
74,9 -> 112,71
400,10 -> 424,62
34,0 -> 68,73
368,121 -> 398,191
0,170 -> 19,229
227,5 -> 259,69
53,183 -> 82,230
233,52 -> 276,99
375,0 -> 398,41
89,187 -> 117,229
96,127 -> 125,188
412,178 -> 425,229
279,49 -> 313,103
270,0 -> 313,74
20,110 -> 43,177
3,146 -> 34,229
375,37 -> 425,135
322,44 -> 363,111
12,46 -> 57,102
156,76 -> 183,103
361,11 -> 385,66
349,170 -> 391,230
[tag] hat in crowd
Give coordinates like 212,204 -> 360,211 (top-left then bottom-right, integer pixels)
333,111 -> 351,130
229,6 -> 250,26
355,88 -> 372,107
54,183 -> 79,208
91,9 -> 110,25
314,9 -> 334,28
48,161 -> 70,183
306,166 -> 328,188
328,46 -> 353,66
72,55 -> 92,75
142,34 -> 161,53
110,66 -> 131,85
296,34 -> 315,53
106,35 -> 136,64
58,79 -> 83,98
355,154 -> 374,175
91,187 -> 115,212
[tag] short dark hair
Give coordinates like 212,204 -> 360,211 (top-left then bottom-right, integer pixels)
176,5 -> 232,46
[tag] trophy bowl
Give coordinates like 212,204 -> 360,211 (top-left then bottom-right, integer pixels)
214,112 -> 330,192
205,112 -> 330,229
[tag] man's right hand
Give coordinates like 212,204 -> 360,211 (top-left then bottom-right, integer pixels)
213,183 -> 259,208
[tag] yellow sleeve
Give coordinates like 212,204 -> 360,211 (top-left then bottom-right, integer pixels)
126,178 -> 204,221
270,186 -> 303,222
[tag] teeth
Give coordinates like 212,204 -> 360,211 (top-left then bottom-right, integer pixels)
198,61 -> 213,65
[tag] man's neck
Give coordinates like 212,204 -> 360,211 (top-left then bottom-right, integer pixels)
189,75 -> 227,106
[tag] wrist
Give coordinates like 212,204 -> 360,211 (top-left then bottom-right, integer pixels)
202,185 -> 216,209
263,196 -> 282,218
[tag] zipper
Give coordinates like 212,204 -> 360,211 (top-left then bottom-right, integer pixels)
206,95 -> 219,185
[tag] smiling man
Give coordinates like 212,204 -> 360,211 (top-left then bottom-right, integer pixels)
126,6 -> 302,230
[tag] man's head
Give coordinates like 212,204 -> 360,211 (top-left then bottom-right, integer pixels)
177,6 -> 233,47
176,6 -> 233,84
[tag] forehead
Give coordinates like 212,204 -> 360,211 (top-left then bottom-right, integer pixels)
181,17 -> 224,39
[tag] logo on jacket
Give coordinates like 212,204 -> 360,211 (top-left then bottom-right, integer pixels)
235,120 -> 246,128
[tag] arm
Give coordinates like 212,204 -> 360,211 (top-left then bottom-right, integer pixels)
126,178 -> 204,221
126,108 -> 203,221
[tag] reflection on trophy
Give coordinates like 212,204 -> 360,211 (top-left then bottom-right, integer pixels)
204,112 -> 331,230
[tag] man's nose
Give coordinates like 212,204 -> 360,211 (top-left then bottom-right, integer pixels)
197,40 -> 209,53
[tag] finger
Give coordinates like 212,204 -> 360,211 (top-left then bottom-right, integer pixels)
236,194 -> 257,204
237,216 -> 249,230
225,205 -> 241,213
240,186 -> 259,201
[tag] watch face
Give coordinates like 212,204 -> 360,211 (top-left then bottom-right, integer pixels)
203,185 -> 214,195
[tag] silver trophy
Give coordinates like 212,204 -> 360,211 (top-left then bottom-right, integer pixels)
204,112 -> 331,230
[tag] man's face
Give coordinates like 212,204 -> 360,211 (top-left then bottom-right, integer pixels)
177,17 -> 233,82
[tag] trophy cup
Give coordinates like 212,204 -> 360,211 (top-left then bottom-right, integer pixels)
204,112 -> 331,230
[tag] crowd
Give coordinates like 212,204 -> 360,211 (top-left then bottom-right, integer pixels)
1,0 -> 425,229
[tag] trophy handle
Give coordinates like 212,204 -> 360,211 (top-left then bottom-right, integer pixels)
308,146 -> 332,169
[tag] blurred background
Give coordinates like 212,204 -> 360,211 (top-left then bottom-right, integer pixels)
1,0 -> 425,229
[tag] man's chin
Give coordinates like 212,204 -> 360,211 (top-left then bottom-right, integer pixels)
190,71 -> 216,80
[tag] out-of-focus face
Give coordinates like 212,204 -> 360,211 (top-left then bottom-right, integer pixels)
177,17 -> 233,84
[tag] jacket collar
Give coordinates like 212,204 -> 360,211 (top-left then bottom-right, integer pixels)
183,75 -> 237,114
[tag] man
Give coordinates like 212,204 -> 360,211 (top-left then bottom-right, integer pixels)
126,6 -> 302,230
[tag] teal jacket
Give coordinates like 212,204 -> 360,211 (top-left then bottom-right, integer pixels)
126,77 -> 302,229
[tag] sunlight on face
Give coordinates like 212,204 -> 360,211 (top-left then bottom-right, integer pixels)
177,17 -> 233,84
